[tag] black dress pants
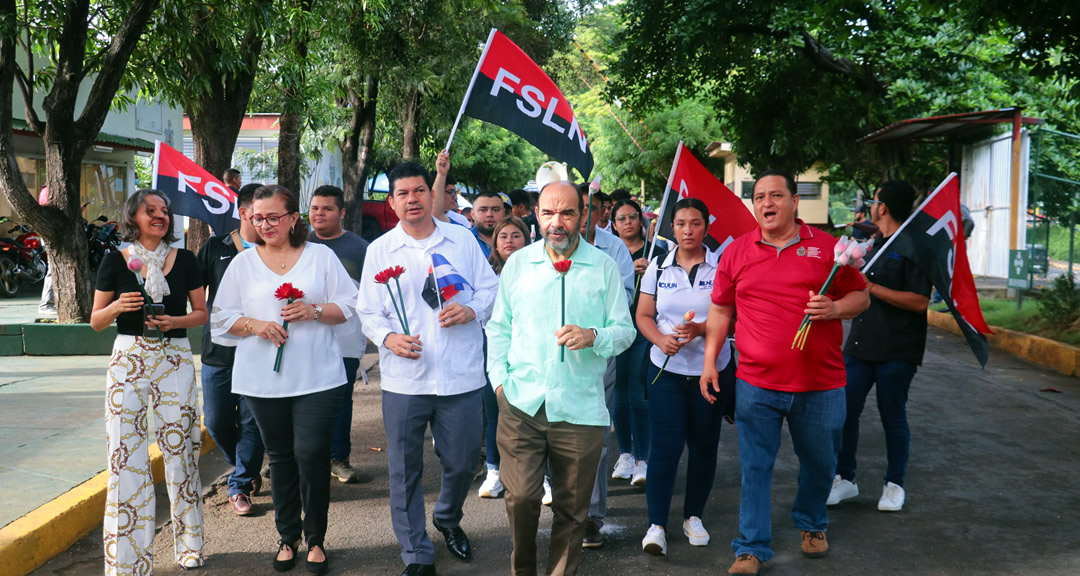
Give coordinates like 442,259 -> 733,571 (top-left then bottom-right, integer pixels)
246,384 -> 344,547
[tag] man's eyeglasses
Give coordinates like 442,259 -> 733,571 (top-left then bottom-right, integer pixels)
250,213 -> 291,227
615,213 -> 641,223
864,199 -> 883,206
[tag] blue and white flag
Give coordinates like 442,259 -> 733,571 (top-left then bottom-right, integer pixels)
422,253 -> 473,309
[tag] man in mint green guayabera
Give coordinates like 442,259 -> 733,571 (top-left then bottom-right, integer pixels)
487,180 -> 635,576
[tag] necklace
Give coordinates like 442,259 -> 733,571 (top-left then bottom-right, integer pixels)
280,263 -> 286,269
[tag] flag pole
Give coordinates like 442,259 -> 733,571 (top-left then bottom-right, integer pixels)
151,140 -> 161,189
432,254 -> 444,311
446,28 -> 497,153
648,141 -> 683,262
861,172 -> 957,272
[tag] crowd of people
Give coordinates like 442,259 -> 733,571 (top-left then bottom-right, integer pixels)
90,156 -> 932,576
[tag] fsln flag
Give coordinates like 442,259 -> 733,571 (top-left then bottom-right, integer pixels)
447,29 -> 594,179
862,173 -> 992,367
152,141 -> 241,235
422,253 -> 473,309
652,142 -> 757,257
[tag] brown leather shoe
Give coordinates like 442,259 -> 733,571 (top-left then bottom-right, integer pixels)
230,493 -> 253,516
800,530 -> 829,558
728,554 -> 762,575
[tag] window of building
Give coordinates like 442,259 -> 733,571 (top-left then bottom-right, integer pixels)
82,163 -> 128,223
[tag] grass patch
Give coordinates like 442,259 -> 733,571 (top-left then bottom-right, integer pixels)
969,295 -> 1080,347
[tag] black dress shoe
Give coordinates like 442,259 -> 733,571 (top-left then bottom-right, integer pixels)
431,518 -> 472,561
306,544 -> 328,575
401,564 -> 436,576
273,540 -> 299,572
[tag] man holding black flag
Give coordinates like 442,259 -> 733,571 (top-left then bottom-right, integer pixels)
829,180 -> 932,513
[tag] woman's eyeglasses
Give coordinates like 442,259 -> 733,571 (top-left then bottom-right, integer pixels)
250,213 -> 291,227
615,213 -> 641,223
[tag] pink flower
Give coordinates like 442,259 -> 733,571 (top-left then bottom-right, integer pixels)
833,236 -> 850,260
127,256 -> 143,273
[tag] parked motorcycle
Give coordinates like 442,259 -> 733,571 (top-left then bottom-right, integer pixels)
80,202 -> 121,277
0,216 -> 47,298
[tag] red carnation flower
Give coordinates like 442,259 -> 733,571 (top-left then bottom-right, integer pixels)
374,265 -> 406,284
553,260 -> 573,275
274,283 -> 305,301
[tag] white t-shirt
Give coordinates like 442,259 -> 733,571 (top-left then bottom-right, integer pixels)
210,242 -> 358,398
641,247 -> 731,376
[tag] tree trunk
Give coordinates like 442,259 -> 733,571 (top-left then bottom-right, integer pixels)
277,106 -> 303,194
0,0 -> 158,323
342,75 -> 378,234
187,80 -> 258,254
277,4 -> 310,197
401,86 -> 420,161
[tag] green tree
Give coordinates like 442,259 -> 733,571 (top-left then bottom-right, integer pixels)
612,1 -> 1079,195
135,0 -> 275,253
0,0 -> 160,322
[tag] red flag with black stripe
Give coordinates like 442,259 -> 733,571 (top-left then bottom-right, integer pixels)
653,142 -> 757,255
152,141 -> 241,235
447,29 -> 594,179
862,173 -> 992,366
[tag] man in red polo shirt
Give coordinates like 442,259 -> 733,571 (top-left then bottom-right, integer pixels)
701,171 -> 869,576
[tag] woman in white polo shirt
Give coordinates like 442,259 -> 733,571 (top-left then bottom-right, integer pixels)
636,197 -> 735,557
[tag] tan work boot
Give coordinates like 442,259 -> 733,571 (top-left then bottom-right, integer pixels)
728,554 -> 763,575
800,530 -> 829,558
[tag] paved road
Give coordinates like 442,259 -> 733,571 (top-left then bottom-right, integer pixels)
32,325 -> 1080,575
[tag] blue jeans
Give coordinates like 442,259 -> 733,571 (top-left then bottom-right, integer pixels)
330,357 -> 360,461
614,333 -> 651,461
731,379 -> 845,563
646,361 -> 733,529
201,363 -> 265,496
838,355 -> 917,487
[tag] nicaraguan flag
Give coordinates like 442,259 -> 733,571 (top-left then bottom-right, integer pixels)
422,253 -> 473,309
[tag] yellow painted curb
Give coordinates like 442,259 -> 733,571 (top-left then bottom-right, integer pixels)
928,309 -> 1080,377
0,424 -> 217,576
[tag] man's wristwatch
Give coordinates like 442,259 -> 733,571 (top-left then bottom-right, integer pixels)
312,304 -> 323,321
590,327 -> 599,342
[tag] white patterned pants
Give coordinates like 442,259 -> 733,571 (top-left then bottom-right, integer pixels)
103,335 -> 204,575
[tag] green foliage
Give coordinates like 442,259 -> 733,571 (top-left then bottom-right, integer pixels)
1038,273 -> 1080,327
446,119 -> 546,191
611,0 -> 1080,195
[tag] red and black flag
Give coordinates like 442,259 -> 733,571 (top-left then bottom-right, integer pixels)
863,173 -> 992,366
152,141 -> 241,235
651,142 -> 757,257
446,29 -> 594,179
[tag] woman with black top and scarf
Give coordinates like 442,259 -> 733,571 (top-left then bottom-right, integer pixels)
91,189 -> 207,575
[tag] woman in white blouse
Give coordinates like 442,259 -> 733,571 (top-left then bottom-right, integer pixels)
635,197 -> 735,558
211,185 -> 356,574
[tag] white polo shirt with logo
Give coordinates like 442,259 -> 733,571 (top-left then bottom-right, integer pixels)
641,247 -> 731,376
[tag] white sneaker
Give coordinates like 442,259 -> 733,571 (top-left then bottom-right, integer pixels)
641,524 -> 667,556
542,477 -> 553,506
827,475 -> 859,506
631,460 -> 647,486
478,468 -> 504,498
682,516 -> 709,546
612,453 -> 635,479
878,482 -> 905,512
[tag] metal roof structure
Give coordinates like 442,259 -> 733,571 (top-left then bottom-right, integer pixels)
10,118 -> 155,152
859,107 -> 1042,144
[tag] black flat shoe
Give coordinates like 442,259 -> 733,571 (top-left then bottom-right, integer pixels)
401,564 -> 436,576
432,518 -> 472,561
306,544 -> 328,575
273,539 -> 299,572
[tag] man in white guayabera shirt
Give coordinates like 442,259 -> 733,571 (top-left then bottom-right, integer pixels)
355,161 -> 498,576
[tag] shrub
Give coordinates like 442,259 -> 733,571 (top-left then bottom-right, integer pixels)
1038,273 -> 1080,327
